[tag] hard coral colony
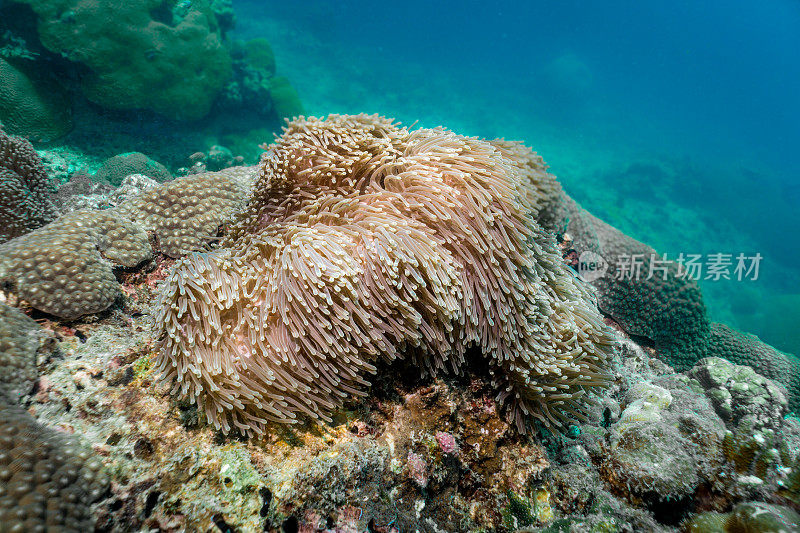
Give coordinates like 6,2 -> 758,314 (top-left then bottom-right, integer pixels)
156,114 -> 617,436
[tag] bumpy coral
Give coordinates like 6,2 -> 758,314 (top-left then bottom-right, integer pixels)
553,196 -> 710,369
0,127 -> 56,242
94,152 -> 171,187
0,399 -> 107,531
0,209 -> 151,319
0,302 -> 42,402
550,195 -> 800,413
118,167 -> 254,257
614,382 -> 673,434
706,323 -> 800,410
156,114 -> 617,436
14,0 -> 232,120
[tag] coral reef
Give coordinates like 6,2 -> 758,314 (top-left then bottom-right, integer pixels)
93,152 -> 171,187
550,195 -> 710,369
1,111 -> 798,530
551,194 -> 800,411
0,209 -> 151,319
245,38 -> 276,76
689,356 -> 800,501
689,356 -> 788,431
0,301 -> 43,402
0,126 -> 56,242
156,114 -> 617,437
267,76 -> 305,120
23,303 -> 668,532
0,166 -> 256,319
0,29 -> 38,61
53,171 -> 118,212
118,167 -> 254,257
25,288 -> 800,532
12,0 -> 233,121
181,145 -> 246,175
221,37 -> 303,121
0,56 -> 72,141
0,398 -> 107,531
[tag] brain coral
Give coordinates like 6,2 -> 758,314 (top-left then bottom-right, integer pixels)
0,126 -> 57,242
0,57 -> 72,142
0,398 -> 107,531
0,302 -> 42,402
118,167 -> 254,257
0,209 -> 151,319
156,114 -> 617,436
94,152 -> 171,187
14,0 -> 232,120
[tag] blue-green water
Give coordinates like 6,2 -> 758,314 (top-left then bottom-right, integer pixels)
233,0 -> 800,354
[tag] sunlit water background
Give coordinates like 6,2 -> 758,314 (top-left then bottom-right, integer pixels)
231,0 -> 800,354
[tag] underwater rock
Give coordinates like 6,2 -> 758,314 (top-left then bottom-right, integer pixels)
546,461 -> 667,532
114,173 -> 159,204
206,145 -> 234,171
156,114 -> 617,437
12,0 -> 233,121
0,126 -> 57,242
94,152 -> 171,187
0,56 -> 72,142
686,501 -> 800,532
688,358 -> 800,494
598,373 -> 725,503
689,356 -> 788,430
53,172 -> 116,212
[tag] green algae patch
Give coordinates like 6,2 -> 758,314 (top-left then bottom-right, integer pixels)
216,446 -> 262,494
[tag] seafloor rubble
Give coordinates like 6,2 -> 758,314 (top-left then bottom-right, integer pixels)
1,116 -> 800,532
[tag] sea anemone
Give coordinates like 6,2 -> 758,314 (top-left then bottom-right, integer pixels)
155,114 -> 617,436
